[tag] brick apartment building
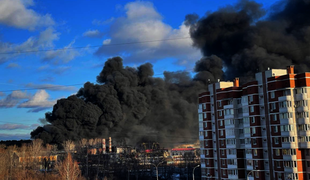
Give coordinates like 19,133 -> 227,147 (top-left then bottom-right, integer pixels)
198,66 -> 310,180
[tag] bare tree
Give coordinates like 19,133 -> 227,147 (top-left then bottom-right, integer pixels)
29,139 -> 43,170
56,153 -> 83,180
62,140 -> 76,153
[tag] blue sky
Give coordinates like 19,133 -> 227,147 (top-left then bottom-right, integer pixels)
0,0 -> 278,140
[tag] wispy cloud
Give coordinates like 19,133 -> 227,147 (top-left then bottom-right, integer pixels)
83,29 -> 104,38
0,123 -> 39,130
92,17 -> 114,25
25,83 -> 77,91
6,63 -> 20,69
0,90 -> 30,108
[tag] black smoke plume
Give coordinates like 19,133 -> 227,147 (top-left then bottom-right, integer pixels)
188,0 -> 310,83
31,0 -> 310,146
31,57 -> 211,147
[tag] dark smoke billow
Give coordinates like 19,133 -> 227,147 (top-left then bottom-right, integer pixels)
31,0 -> 310,146
188,0 -> 310,83
31,57 -> 210,147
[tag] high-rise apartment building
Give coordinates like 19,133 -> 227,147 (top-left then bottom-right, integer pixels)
198,66 -> 310,180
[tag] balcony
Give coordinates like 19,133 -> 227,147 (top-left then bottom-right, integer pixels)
224,104 -> 234,109
282,142 -> 297,149
283,155 -> 296,161
296,106 -> 308,112
298,142 -> 310,148
279,107 -> 292,113
297,118 -> 310,124
278,96 -> 291,101
295,93 -> 307,101
228,174 -> 239,179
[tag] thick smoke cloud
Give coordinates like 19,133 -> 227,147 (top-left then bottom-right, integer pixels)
31,57 -> 208,147
31,0 -> 310,146
189,0 -> 310,83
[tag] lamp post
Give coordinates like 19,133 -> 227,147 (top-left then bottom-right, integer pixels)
192,165 -> 200,180
151,161 -> 164,180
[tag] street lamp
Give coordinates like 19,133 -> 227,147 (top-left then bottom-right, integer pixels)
151,161 -> 164,180
192,165 -> 200,180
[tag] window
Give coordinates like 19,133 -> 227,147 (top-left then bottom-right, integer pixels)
253,149 -> 257,156
255,171 -> 259,178
250,106 -> 254,113
271,114 -> 278,121
245,138 -> 251,144
253,160 -> 258,168
244,128 -> 251,134
243,117 -> 250,124
276,161 -> 281,168
203,113 -> 207,119
250,95 -> 253,102
274,126 -> 278,133
253,138 -> 257,145
218,101 -> 222,107
220,130 -> 224,136
274,137 -> 279,144
252,127 -> 256,135
220,120 -> 223,126
246,149 -> 252,154
270,91 -> 275,99
275,149 -> 280,156
270,103 -> 276,110
251,117 -> 255,123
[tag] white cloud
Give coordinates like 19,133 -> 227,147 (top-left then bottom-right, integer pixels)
0,0 -> 54,30
83,29 -> 104,38
103,39 -> 111,45
18,90 -> 56,110
95,1 -> 201,67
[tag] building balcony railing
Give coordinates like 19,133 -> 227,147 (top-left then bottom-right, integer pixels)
295,93 -> 307,101
298,142 -> 310,148
278,95 -> 291,102
297,118 -> 310,124
279,107 -> 292,113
